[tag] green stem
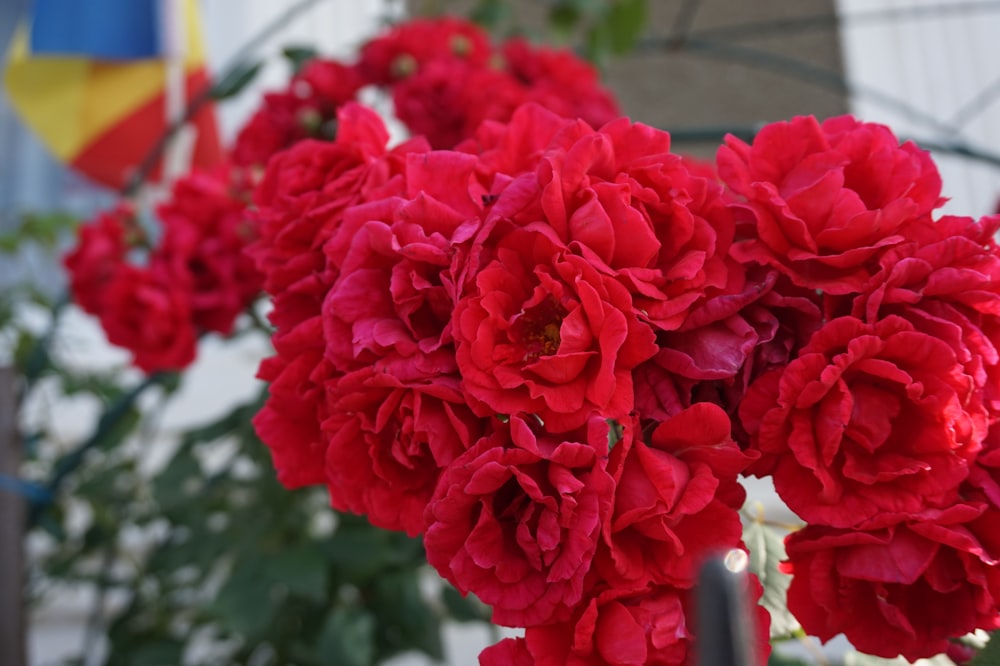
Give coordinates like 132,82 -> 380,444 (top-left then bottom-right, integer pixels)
28,371 -> 176,527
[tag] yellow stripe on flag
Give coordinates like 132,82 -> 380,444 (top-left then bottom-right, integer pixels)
3,0 -> 208,163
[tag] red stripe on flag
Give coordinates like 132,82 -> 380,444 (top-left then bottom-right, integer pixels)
71,69 -> 222,189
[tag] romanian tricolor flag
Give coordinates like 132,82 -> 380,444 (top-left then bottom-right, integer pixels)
3,0 -> 222,190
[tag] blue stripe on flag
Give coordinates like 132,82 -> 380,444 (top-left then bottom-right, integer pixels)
28,0 -> 160,59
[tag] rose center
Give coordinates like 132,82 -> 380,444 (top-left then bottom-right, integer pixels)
511,297 -> 566,362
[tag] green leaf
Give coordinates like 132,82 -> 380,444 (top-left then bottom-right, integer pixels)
549,0 -> 582,39
322,519 -> 424,580
470,0 -> 511,30
844,653 -> 956,666
282,45 -> 318,73
265,545 -> 329,604
152,444 -> 202,513
742,519 -> 799,638
211,60 -> 264,100
767,650 -> 811,666
317,606 -> 376,666
371,570 -> 444,660
210,561 -> 277,637
605,0 -> 648,54
972,631 -> 1000,666
441,586 -> 490,623
124,638 -> 185,666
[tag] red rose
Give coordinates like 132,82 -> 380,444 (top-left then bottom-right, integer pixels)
740,315 -> 985,527
155,166 -> 261,335
480,638 -> 535,666
486,115 -> 739,333
357,16 -> 492,85
64,204 -> 135,315
424,414 -> 615,626
320,152 -> 485,373
253,317 -> 331,488
321,358 -> 485,536
250,103 -> 428,330
454,226 -> 657,431
853,214 -> 1000,417
500,37 -> 620,129
393,59 -> 528,149
456,103 -> 589,188
718,115 -> 943,294
98,263 -> 197,373
231,58 -> 362,169
522,585 -> 693,666
784,505 -> 1000,661
596,404 -> 753,589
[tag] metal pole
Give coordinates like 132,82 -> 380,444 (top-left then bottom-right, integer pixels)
0,367 -> 26,666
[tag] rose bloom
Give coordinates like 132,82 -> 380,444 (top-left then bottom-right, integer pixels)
739,315 -> 985,526
249,103 -> 427,326
392,59 -> 528,149
321,359 -> 484,536
852,213 -> 1000,417
489,116 -> 738,333
321,152 -> 485,372
98,263 -> 197,373
424,414 -> 615,627
784,505 -> 1000,661
231,58 -> 363,169
596,404 -> 753,590
253,317 -> 330,488
155,166 -> 261,335
63,203 -> 135,315
454,225 -> 657,432
357,16 -> 492,85
718,115 -> 943,294
456,103 -> 588,189
482,586 -> 691,666
500,37 -> 620,130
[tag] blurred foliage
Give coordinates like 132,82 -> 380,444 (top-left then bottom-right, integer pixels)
420,0 -> 650,64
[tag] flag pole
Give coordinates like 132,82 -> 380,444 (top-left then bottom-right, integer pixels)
160,0 -> 195,186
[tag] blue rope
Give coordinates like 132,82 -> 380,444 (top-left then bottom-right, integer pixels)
0,472 -> 52,505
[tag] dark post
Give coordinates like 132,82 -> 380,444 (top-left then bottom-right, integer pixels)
697,555 -> 756,666
0,367 -> 26,666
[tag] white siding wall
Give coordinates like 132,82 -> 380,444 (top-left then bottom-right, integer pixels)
836,0 -> 1000,217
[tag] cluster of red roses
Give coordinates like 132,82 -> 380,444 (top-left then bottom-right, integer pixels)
65,17 -> 619,375
253,101 -> 1000,663
63,166 -> 260,373
728,117 -> 1000,661
62,14 -> 1000,666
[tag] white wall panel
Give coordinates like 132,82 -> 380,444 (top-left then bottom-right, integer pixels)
837,0 -> 1000,216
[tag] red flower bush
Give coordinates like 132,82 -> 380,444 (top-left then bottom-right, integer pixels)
64,14 -> 1000,661
740,315 -> 985,527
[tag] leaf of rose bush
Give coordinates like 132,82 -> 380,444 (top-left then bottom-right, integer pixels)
742,519 -> 800,638
265,544 -> 329,604
971,631 -> 1000,666
371,570 -> 444,660
844,652 -> 957,666
317,606 -> 376,666
442,586 -> 492,623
